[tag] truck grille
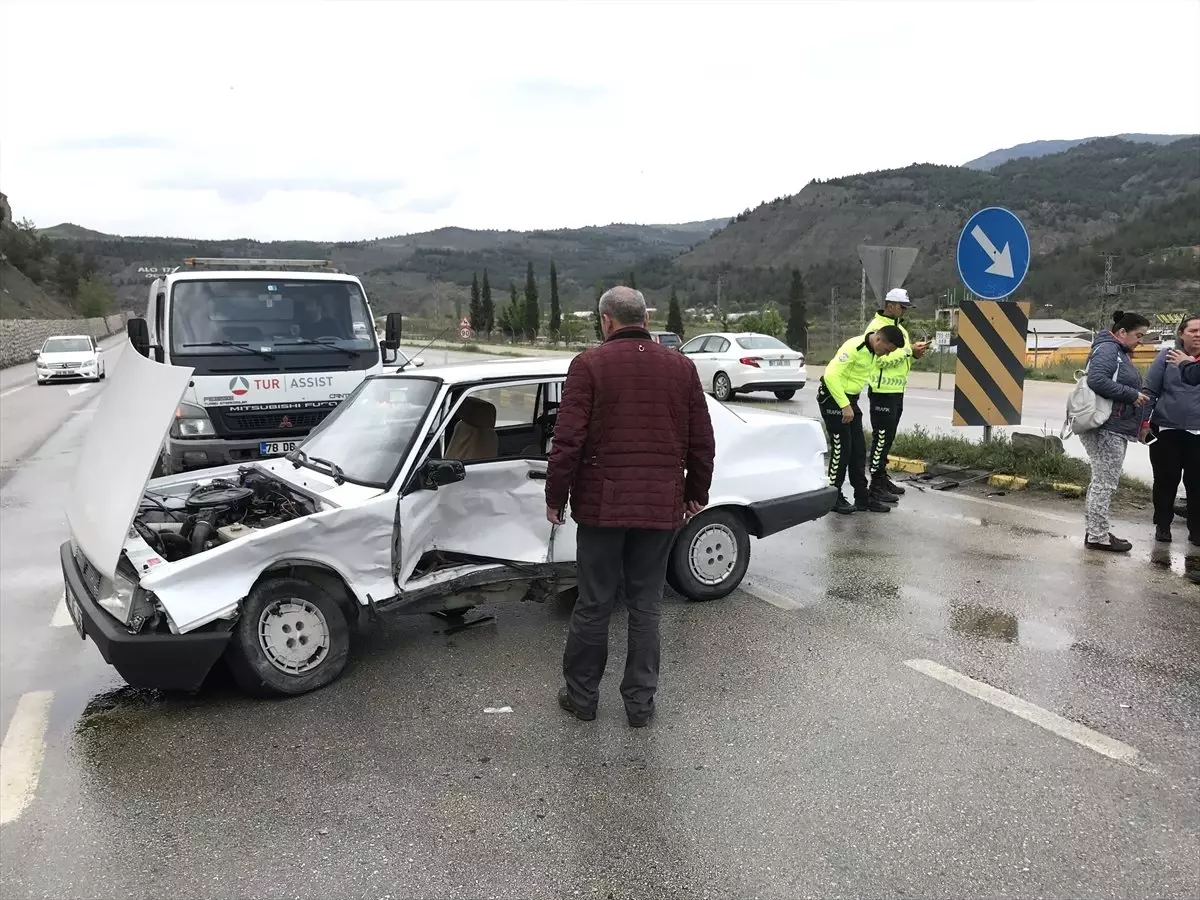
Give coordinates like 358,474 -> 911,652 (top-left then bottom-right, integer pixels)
74,546 -> 102,597
212,406 -> 334,437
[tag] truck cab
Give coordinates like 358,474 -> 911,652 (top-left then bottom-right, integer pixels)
127,257 -> 403,475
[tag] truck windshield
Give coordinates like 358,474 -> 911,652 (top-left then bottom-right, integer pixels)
293,377 -> 439,486
170,279 -> 377,357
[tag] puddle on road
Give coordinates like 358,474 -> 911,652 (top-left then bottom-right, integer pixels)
948,602 -> 1075,651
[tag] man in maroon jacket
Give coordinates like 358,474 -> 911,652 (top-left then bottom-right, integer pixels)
545,286 -> 716,727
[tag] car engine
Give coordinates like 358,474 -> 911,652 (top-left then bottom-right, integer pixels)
134,467 -> 318,561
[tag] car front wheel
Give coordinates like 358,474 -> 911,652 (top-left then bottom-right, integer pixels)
227,576 -> 350,697
713,372 -> 733,402
667,509 -> 751,601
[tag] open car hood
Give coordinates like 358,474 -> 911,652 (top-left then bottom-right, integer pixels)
65,343 -> 194,582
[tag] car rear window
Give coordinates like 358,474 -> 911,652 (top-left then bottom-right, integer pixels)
735,336 -> 791,351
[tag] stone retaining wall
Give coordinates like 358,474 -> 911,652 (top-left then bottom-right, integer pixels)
0,312 -> 132,369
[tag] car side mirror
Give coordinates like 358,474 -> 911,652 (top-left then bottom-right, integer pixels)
412,358 -> 424,368
127,317 -> 151,358
383,313 -> 401,351
420,458 -> 465,490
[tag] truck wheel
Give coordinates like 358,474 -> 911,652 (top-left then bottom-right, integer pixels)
227,576 -> 350,697
667,509 -> 751,602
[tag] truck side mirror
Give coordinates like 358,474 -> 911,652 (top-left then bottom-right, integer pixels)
127,318 -> 151,358
383,313 -> 401,351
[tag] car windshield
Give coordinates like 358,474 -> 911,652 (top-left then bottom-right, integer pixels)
294,376 -> 439,485
735,335 -> 792,351
42,338 -> 92,353
170,278 -> 377,355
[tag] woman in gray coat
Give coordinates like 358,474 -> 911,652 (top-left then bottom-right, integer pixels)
1079,311 -> 1151,552
1146,314 -> 1200,546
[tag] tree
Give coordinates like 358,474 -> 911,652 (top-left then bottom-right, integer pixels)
786,269 -> 808,352
666,286 -> 684,338
523,261 -> 540,341
54,250 -> 82,301
481,269 -> 494,337
76,276 -> 114,318
497,282 -> 524,339
593,280 -> 604,340
548,261 -> 561,339
469,272 -> 484,334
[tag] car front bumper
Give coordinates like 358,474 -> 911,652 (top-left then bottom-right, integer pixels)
60,541 -> 231,691
38,366 -> 98,381
746,486 -> 839,538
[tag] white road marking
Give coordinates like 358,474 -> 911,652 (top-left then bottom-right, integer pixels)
740,580 -> 806,610
50,593 -> 72,628
904,659 -> 1155,772
0,691 -> 55,825
65,385 -> 92,397
0,385 -> 30,399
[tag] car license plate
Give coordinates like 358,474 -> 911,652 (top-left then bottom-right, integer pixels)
64,582 -> 85,640
769,359 -> 790,367
260,440 -> 298,456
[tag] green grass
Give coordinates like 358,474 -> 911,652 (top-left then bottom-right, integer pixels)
884,426 -> 1151,498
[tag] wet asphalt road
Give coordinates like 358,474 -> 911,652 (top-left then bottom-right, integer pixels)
1,346 -> 1198,899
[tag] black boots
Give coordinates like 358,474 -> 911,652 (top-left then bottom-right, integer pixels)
855,495 -> 892,513
869,474 -> 900,504
833,494 -> 856,515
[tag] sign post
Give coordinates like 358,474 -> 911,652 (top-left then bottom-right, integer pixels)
458,316 -> 473,341
935,330 -> 951,390
857,244 -> 919,305
954,207 -> 1032,441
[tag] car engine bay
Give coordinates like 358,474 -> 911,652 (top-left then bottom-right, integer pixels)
133,467 -> 321,563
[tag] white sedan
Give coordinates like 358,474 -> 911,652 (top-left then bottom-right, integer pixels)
59,344 -> 836,697
35,334 -> 106,384
679,332 -> 807,401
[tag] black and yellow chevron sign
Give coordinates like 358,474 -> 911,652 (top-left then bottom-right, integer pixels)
952,299 -> 1031,426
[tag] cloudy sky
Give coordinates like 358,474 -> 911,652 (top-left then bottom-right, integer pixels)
2,0 -> 1197,241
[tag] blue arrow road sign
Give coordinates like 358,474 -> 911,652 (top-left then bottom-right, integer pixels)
956,206 -> 1031,300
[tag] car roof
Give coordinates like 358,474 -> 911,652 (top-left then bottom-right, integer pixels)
388,355 -> 575,385
44,334 -> 92,341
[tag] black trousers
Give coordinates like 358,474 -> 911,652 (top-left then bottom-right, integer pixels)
868,389 -> 904,477
1149,427 -> 1199,534
563,524 -> 676,717
817,380 -> 867,499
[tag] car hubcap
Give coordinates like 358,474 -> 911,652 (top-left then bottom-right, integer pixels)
689,523 -> 738,586
716,376 -> 730,398
258,599 -> 330,675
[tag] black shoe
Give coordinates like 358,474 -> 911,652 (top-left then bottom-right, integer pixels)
881,474 -> 907,495
557,687 -> 595,721
1085,533 -> 1132,553
833,495 -> 856,515
627,705 -> 654,728
1155,526 -> 1172,543
855,496 -> 892,513
870,477 -> 900,503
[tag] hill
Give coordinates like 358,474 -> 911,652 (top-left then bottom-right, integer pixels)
0,261 -> 78,319
964,133 -> 1194,171
40,218 -> 728,315
673,137 -> 1200,323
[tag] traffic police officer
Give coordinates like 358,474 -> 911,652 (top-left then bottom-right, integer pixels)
865,288 -> 929,502
817,324 -> 907,514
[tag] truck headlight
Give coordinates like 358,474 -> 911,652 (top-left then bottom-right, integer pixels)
171,401 -> 215,438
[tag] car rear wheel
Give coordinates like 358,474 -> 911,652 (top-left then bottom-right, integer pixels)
773,390 -> 796,401
713,372 -> 733,402
227,576 -> 350,697
667,509 -> 751,601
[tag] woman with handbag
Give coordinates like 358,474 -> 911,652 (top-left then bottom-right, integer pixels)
1078,311 -> 1152,553
1145,314 -> 1200,546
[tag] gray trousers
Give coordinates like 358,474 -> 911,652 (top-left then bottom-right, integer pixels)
562,524 -> 676,717
1079,429 -> 1128,543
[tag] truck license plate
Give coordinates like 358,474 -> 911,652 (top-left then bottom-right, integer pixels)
260,440 -> 298,456
64,582 -> 85,640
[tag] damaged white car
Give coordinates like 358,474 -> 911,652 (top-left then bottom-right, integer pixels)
61,343 -> 836,697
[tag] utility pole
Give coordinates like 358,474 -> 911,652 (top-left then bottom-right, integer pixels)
860,266 -> 867,329
716,275 -> 722,321
830,286 -> 839,345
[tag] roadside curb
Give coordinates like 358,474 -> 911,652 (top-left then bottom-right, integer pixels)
988,474 -> 1029,491
1051,482 -> 1086,497
887,456 -> 928,474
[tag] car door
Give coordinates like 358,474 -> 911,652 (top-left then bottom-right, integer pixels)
392,377 -> 577,589
680,334 -> 716,385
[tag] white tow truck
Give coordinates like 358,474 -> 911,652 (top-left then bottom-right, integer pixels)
125,257 -> 413,475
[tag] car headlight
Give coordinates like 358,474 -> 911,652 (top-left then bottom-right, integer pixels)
171,401 -> 216,438
97,573 -> 136,624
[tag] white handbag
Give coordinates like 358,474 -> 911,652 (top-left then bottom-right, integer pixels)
1062,354 -> 1120,437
